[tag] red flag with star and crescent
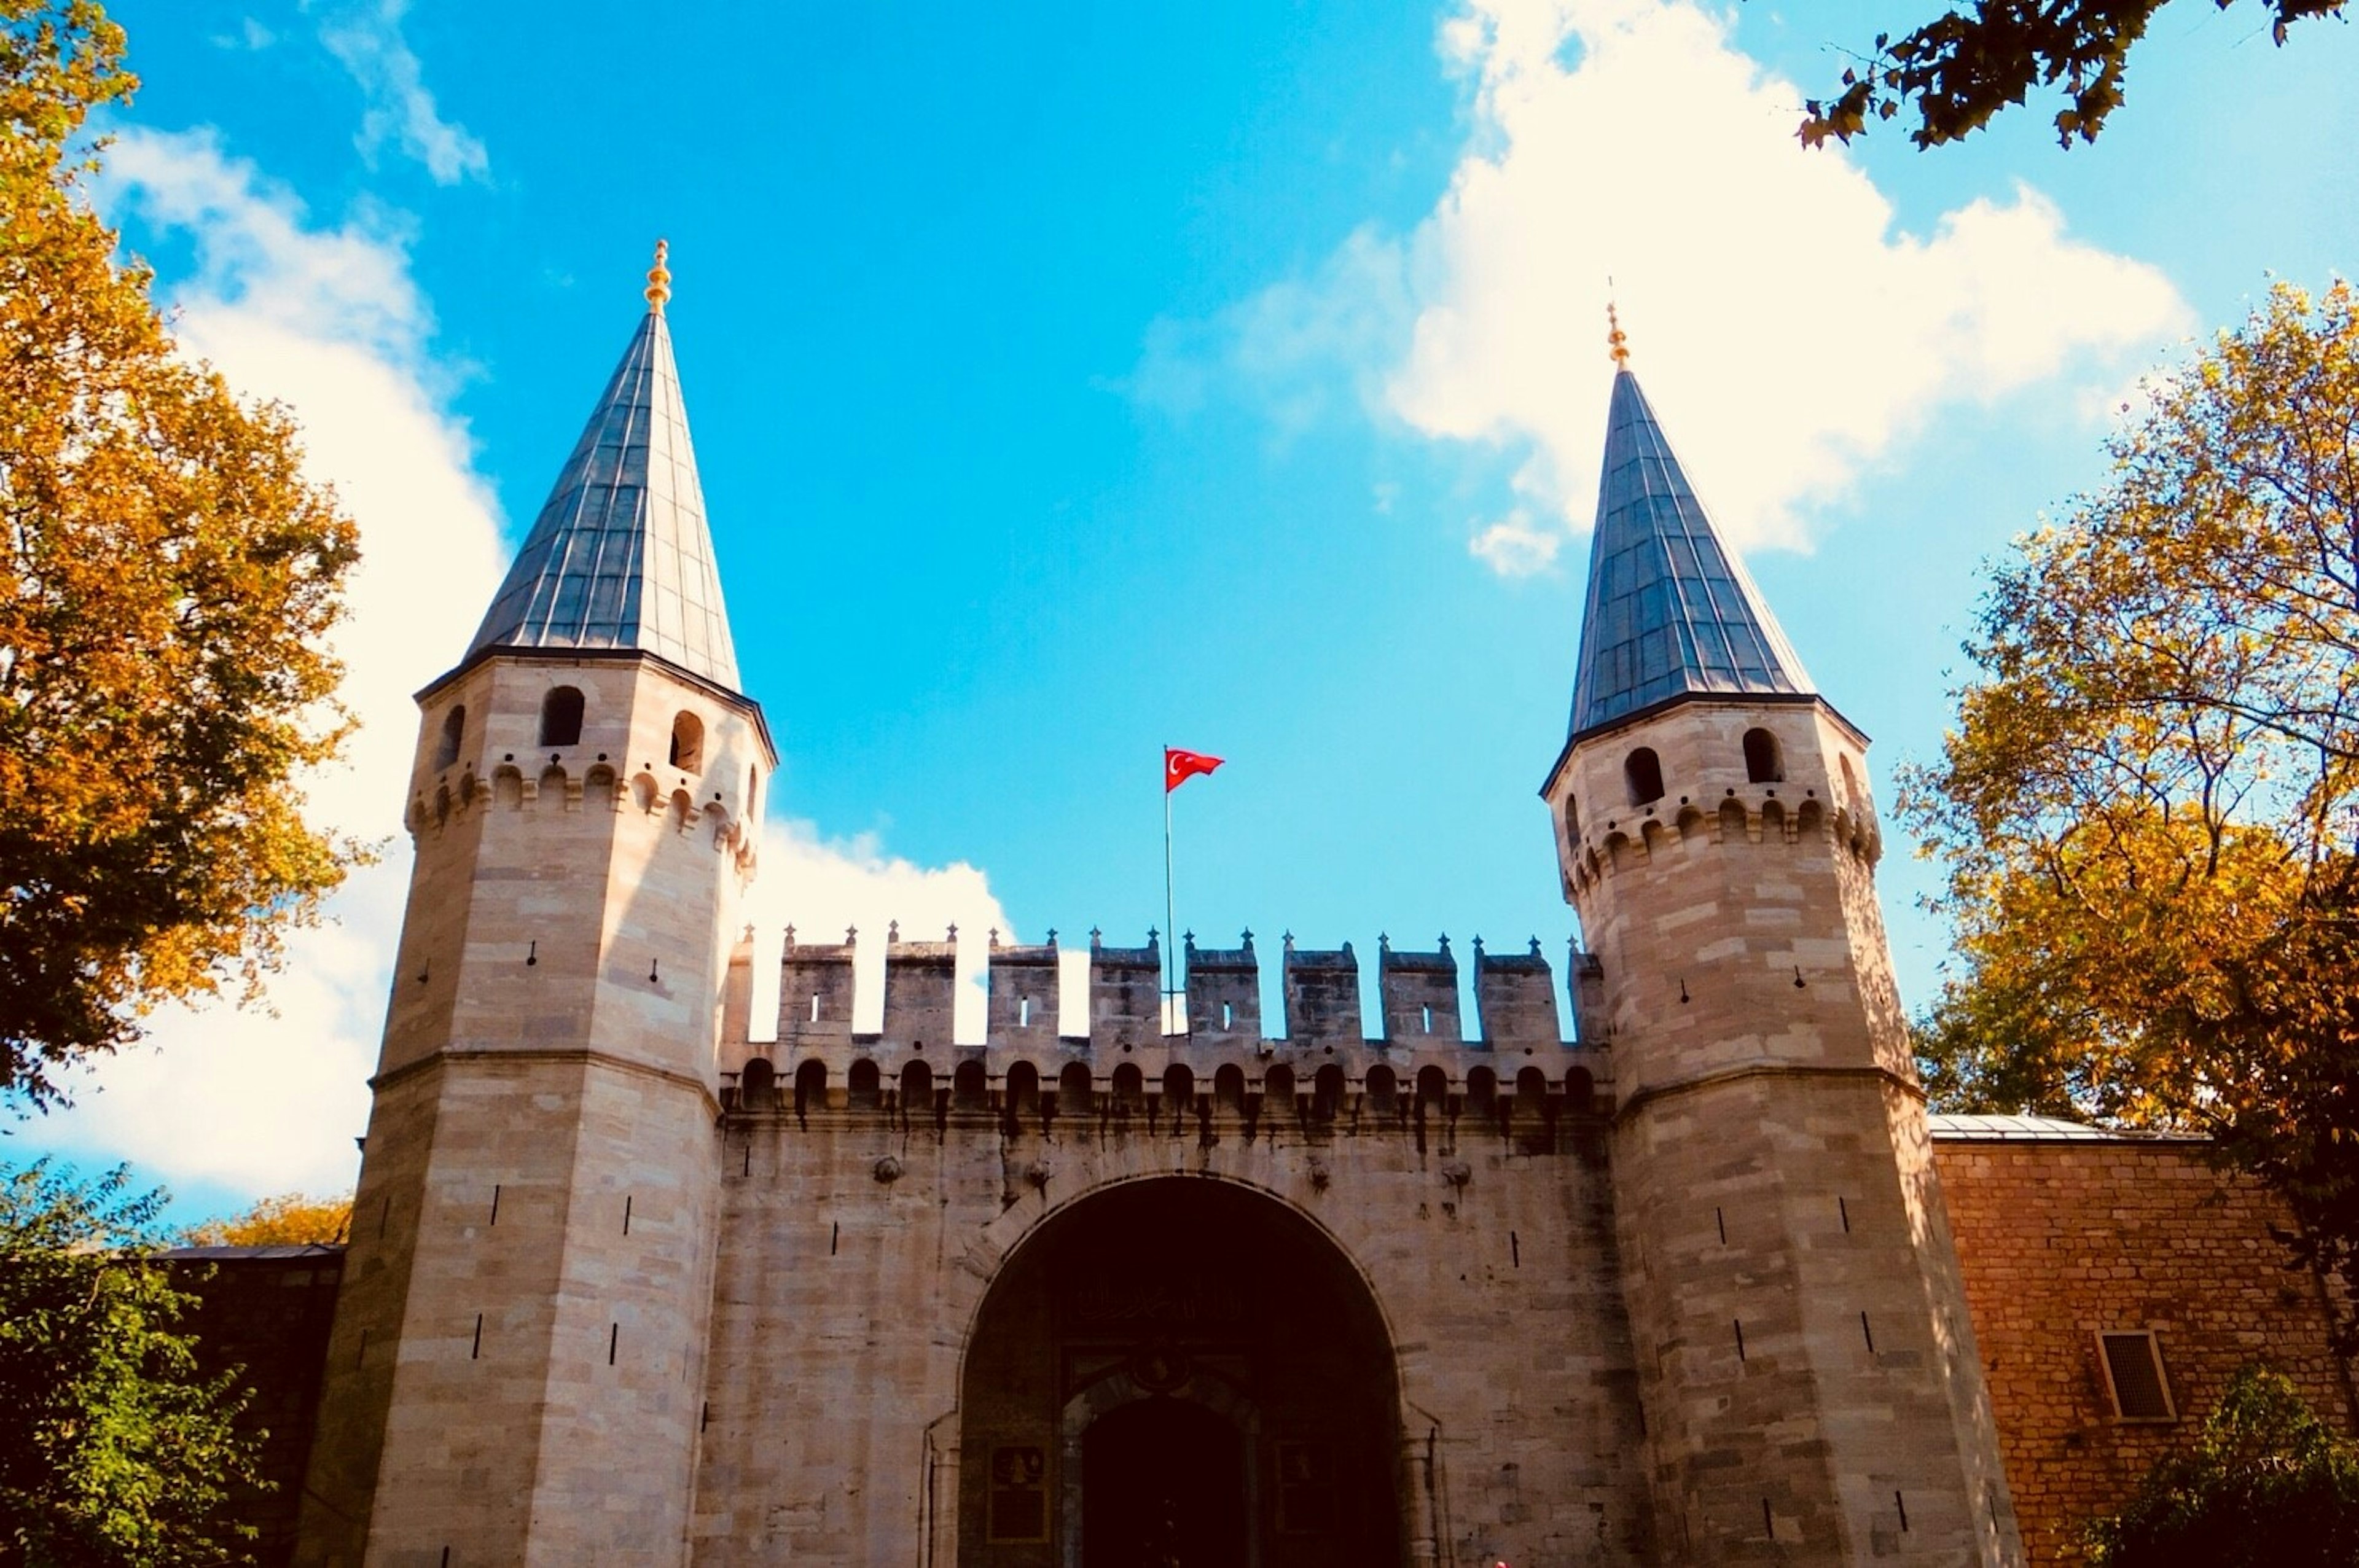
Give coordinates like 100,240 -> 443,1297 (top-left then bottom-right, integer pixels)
1165,747 -> 1224,793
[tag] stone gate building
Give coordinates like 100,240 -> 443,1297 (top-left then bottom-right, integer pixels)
286,257 -> 2349,1567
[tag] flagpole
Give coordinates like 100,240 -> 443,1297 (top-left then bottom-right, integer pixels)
1163,750 -> 1177,1034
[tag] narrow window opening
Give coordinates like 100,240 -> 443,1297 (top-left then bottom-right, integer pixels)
1019,997 -> 1031,1028
1421,1004 -> 1433,1034
1222,1002 -> 1233,1029
356,1327 -> 369,1368
538,686 -> 585,747
668,711 -> 705,773
1742,727 -> 1783,784
1624,746 -> 1665,806
2098,1331 -> 2177,1420
1895,1491 -> 1909,1532
622,1195 -> 633,1236
701,1402 -> 711,1433
608,1323 -> 619,1366
809,994 -> 821,1023
831,1220 -> 840,1256
1715,1206 -> 1726,1244
1734,1319 -> 1747,1362
432,704 -> 466,770
441,1550 -> 451,1568
1839,1196 -> 1851,1233
1509,1230 -> 1520,1268
378,1195 -> 390,1238
471,1314 -> 483,1360
1762,1499 -> 1774,1539
747,762 -> 761,820
489,1184 -> 500,1226
1861,1312 -> 1875,1353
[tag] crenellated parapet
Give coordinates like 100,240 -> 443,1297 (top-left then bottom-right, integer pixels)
719,929 -> 1608,1141
403,754 -> 756,872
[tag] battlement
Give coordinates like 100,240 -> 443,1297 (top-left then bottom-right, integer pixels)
723,928 -> 1603,1128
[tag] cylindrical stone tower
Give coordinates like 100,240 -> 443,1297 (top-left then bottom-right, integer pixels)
297,251 -> 775,1566
1540,341 -> 2022,1563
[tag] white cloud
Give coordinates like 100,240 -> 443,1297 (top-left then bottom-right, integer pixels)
312,0 -> 489,186
745,821 -> 1017,1043
212,17 -> 276,50
44,130 -> 1009,1204
41,128 -> 506,1196
1148,0 -> 2192,568
1468,507 -> 1562,576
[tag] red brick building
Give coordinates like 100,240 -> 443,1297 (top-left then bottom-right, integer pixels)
1933,1114 -> 2358,1564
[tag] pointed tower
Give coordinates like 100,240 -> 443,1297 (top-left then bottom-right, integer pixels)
299,247 -> 775,1567
1541,316 -> 2022,1563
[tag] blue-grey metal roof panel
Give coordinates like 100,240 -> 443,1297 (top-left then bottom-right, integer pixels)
1568,370 -> 1810,737
467,307 -> 740,688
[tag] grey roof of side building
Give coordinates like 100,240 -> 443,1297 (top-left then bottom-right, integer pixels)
1927,1112 -> 2206,1143
1567,369 -> 1813,739
157,1244 -> 348,1261
465,303 -> 741,688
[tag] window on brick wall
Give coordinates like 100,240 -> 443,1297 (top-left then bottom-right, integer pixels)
2097,1331 -> 2177,1421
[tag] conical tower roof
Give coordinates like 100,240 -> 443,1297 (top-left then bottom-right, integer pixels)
1567,361 -> 1810,738
467,246 -> 740,688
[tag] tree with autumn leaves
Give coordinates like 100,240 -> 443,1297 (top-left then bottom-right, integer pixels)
1906,279 -> 2359,1335
0,0 -> 361,1107
1,3 -> 359,1556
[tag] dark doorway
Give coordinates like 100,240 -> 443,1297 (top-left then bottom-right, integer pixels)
1081,1398 -> 1246,1567
958,1179 -> 1404,1566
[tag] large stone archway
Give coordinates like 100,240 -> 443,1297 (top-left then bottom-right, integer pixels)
956,1176 -> 1406,1567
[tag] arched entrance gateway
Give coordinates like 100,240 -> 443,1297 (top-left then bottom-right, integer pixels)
957,1177 -> 1406,1567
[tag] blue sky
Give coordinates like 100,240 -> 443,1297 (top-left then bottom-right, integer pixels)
26,0 -> 2358,1219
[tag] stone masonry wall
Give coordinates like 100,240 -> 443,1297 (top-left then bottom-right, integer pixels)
1933,1131 -> 2359,1566
689,1064 -> 1652,1567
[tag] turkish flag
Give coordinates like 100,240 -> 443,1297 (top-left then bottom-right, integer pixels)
1165,747 -> 1224,792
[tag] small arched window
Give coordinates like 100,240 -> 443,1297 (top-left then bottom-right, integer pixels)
1563,795 -> 1581,841
1006,1062 -> 1041,1119
1111,1063 -> 1144,1107
1365,1065 -> 1398,1114
848,1058 -> 882,1109
669,711 -> 705,773
1742,727 -> 1782,784
1312,1064 -> 1346,1120
1416,1065 -> 1449,1107
1058,1061 -> 1094,1109
739,1056 -> 775,1108
899,1059 -> 933,1105
433,704 -> 466,770
539,686 -> 585,747
746,763 -> 761,821
1516,1065 -> 1549,1107
1162,1064 -> 1194,1110
1624,746 -> 1664,806
952,1059 -> 988,1109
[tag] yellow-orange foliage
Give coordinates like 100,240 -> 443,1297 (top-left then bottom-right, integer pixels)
182,1190 -> 353,1247
1,1 -> 361,1106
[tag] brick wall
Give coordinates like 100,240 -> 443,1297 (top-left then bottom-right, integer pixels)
1934,1130 -> 2359,1566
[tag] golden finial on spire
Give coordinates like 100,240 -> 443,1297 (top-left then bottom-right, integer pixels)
644,239 -> 672,313
1606,300 -> 1630,368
